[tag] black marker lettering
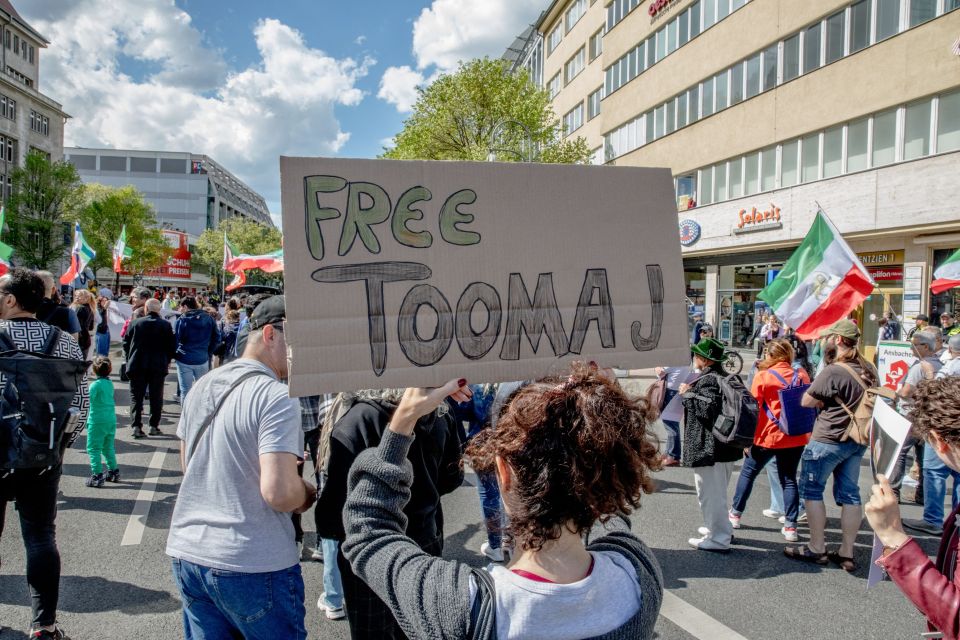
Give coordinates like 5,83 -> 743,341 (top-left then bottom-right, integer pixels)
500,273 -> 569,360
304,175 -> 347,261
455,282 -> 502,360
631,265 -> 664,351
568,268 -> 615,354
397,284 -> 454,367
339,182 -> 392,256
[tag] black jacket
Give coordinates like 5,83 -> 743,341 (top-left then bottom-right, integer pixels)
681,367 -> 744,467
317,398 -> 463,547
123,312 -> 176,376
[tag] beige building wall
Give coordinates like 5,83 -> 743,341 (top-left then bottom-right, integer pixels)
540,0 -> 607,152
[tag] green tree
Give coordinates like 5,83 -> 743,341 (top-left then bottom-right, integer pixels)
383,57 -> 592,164
76,184 -> 170,281
6,150 -> 84,269
194,217 -> 283,290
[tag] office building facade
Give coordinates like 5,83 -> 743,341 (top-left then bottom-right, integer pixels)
514,0 -> 960,353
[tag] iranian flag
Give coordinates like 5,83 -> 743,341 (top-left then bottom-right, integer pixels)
112,224 -> 133,272
0,207 -> 13,276
60,222 -> 97,285
759,211 -> 875,340
223,232 -> 239,270
225,270 -> 247,291
225,248 -> 283,274
931,248 -> 960,294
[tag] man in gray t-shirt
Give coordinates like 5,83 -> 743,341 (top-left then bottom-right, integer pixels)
166,296 -> 316,638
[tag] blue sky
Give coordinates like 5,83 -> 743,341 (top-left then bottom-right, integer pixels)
21,0 -> 544,223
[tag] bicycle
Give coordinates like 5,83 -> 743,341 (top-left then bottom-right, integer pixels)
723,350 -> 745,376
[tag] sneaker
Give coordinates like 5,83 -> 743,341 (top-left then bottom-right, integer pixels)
132,427 -> 146,439
781,526 -> 799,542
687,536 -> 730,553
481,542 -> 505,562
85,473 -> 104,488
763,509 -> 784,519
797,512 -> 808,524
148,426 -> 162,436
30,625 -> 71,639
105,469 -> 120,483
310,547 -> 324,562
902,518 -> 943,536
728,511 -> 741,529
318,593 -> 346,620
697,526 -> 710,537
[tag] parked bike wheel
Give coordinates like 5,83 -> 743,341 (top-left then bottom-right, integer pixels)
723,351 -> 744,376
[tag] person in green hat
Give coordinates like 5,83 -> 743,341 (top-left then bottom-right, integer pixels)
679,337 -> 745,552
785,319 -> 878,571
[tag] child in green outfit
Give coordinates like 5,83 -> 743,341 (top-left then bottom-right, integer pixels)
86,356 -> 120,488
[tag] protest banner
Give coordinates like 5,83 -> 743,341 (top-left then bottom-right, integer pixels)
877,340 -> 918,391
280,157 -> 689,396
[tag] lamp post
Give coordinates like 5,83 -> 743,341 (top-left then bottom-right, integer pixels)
487,119 -> 537,163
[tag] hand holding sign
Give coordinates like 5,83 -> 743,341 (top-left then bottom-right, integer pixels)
388,379 -> 473,436
865,474 -> 910,550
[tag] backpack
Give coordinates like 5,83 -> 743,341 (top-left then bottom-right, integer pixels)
646,376 -> 669,417
835,362 -> 896,446
0,327 -> 87,470
710,373 -> 760,447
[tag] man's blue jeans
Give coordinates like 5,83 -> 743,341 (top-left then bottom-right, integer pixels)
176,362 -> 209,401
320,538 -> 344,610
923,444 -> 960,527
662,389 -> 682,460
171,558 -> 306,640
477,469 -> 504,549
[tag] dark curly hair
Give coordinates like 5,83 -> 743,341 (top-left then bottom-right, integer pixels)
92,356 -> 112,378
0,268 -> 45,313
466,363 -> 661,551
910,377 -> 960,447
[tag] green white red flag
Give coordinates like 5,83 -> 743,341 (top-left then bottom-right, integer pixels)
0,207 -> 13,276
112,224 -> 133,272
759,211 -> 875,340
226,270 -> 246,291
60,222 -> 97,285
931,247 -> 960,294
225,248 -> 283,274
223,233 -> 239,270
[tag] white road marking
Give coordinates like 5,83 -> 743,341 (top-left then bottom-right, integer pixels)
120,448 -> 168,546
660,590 -> 750,640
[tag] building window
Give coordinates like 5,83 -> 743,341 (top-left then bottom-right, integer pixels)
0,95 -> 15,121
12,35 -> 17,54
690,1 -> 702,37
872,108 -> 897,166
744,151 -> 760,195
679,9 -> 690,46
688,85 -> 700,123
876,0 -> 902,40
699,167 -> 713,205
847,117 -> 869,171
909,0 -> 937,26
762,44 -> 778,91
0,135 -> 17,164
822,126 -> 843,177
714,162 -> 728,203
781,139 -> 800,187
803,23 -> 822,73
677,92 -> 688,128
548,73 -> 561,99
903,100 -> 932,160
548,25 -> 562,55
801,133 -> 820,182
730,62 -> 744,105
783,34 -> 800,82
3,30 -> 8,49
566,0 -> 587,32
29,111 -> 49,136
938,90 -> 960,153
565,47 -> 585,84
760,146 -> 777,191
589,28 -> 603,61
656,26 -> 667,61
718,0 -> 731,20
825,10 -> 846,64
745,54 -> 760,98
563,103 -> 584,135
587,87 -> 602,120
729,157 -> 743,198
849,0 -> 872,53
28,46 -> 33,64
676,174 -> 697,209
715,70 -> 728,111
703,0 -> 716,29
667,19 -> 678,54
701,77 -> 715,117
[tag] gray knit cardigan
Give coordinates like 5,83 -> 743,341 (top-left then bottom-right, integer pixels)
342,430 -> 664,639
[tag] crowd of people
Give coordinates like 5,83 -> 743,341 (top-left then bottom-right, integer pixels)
5,263 -> 960,638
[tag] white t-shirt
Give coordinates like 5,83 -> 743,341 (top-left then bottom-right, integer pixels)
470,550 -> 642,640
166,359 -> 302,572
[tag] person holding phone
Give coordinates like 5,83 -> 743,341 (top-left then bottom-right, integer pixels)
867,375 -> 960,640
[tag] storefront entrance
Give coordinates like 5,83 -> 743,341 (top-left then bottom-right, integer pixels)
715,263 -> 782,350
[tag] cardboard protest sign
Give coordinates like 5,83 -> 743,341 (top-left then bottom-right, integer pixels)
280,157 -> 688,396
877,341 -> 918,391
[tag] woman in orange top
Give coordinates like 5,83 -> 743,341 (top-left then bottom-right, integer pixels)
729,339 -> 811,542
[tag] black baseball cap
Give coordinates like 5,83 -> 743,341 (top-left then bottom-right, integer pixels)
248,295 -> 285,330
915,314 -> 930,322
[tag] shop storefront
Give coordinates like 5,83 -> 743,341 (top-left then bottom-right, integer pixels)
675,152 -> 960,354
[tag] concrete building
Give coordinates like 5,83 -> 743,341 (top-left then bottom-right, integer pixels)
512,0 -> 960,355
64,148 -> 272,292
0,0 -> 69,198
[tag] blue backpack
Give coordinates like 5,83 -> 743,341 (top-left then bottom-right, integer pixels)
761,367 -> 816,436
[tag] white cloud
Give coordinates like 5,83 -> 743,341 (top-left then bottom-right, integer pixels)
377,0 -> 541,113
377,65 -> 424,113
410,0 -> 543,71
26,1 -> 374,219
354,35 -> 367,46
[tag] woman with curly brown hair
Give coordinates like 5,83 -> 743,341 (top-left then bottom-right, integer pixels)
867,375 -> 960,639
340,364 -> 664,640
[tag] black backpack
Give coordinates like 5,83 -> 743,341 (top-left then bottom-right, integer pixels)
710,373 -> 760,447
0,327 -> 87,470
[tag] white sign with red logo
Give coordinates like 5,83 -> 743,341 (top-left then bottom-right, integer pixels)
877,340 -> 918,391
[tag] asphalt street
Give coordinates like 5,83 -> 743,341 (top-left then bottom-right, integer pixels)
0,362 -> 944,639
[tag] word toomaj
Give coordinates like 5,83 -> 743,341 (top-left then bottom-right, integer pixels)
311,262 -> 665,375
